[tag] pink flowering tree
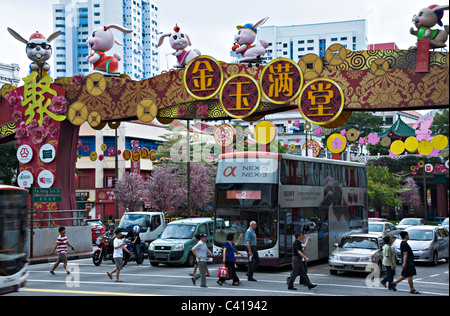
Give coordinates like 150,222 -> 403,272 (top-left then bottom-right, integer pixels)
185,163 -> 215,215
115,172 -> 146,211
144,164 -> 186,216
399,177 -> 421,211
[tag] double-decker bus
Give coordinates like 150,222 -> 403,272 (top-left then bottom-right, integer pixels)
0,185 -> 29,295
213,152 -> 368,267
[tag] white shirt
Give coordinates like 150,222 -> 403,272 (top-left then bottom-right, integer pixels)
113,238 -> 125,258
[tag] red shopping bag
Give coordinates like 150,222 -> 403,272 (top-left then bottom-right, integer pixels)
218,266 -> 229,279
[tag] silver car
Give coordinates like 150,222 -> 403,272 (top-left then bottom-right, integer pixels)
369,222 -> 400,240
394,225 -> 449,266
396,218 -> 425,231
329,233 -> 383,275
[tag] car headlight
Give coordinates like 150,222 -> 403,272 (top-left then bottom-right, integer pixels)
359,256 -> 373,262
329,254 -> 339,260
149,243 -> 155,250
173,243 -> 184,251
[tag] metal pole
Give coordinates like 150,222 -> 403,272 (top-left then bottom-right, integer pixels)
29,188 -> 34,259
423,167 -> 427,220
115,127 -> 119,219
187,120 -> 192,217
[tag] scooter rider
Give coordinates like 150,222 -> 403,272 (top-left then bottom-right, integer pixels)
126,225 -> 143,265
104,223 -> 116,256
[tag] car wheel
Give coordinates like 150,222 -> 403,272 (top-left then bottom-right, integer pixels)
185,252 -> 196,267
432,251 -> 438,266
330,269 -> 338,275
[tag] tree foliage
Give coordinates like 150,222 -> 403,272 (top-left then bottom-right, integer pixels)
366,165 -> 402,212
399,177 -> 421,210
0,142 -> 19,185
115,172 -> 145,211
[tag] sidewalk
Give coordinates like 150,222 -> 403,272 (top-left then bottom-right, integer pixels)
28,246 -> 95,265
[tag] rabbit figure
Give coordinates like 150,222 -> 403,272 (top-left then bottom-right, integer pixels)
158,25 -> 201,68
409,4 -> 449,49
232,17 -> 269,63
7,28 -> 61,80
85,24 -> 133,76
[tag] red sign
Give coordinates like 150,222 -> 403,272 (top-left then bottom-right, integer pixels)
96,189 -> 115,204
227,190 -> 261,200
299,78 -> 345,126
260,58 -> 303,104
183,56 -> 223,100
416,40 -> 430,72
214,124 -> 235,147
220,74 -> 261,119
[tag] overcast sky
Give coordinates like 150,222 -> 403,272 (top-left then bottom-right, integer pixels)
1,0 -> 448,82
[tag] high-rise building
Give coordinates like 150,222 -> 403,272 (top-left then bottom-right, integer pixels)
247,20 -> 368,63
52,0 -> 160,79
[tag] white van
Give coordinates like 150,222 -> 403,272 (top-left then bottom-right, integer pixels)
118,212 -> 165,250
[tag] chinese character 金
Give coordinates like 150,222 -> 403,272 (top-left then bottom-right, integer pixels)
21,72 -> 66,126
192,60 -> 215,92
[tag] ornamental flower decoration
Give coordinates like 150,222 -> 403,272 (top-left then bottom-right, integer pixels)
108,147 -> 116,157
12,111 -> 23,123
49,96 -> 67,115
331,137 -> 343,151
31,125 -> 47,145
367,132 -> 380,145
46,123 -> 59,140
358,137 -> 367,146
196,103 -> 209,118
71,74 -> 84,85
5,90 -> 23,111
314,127 -> 323,136
177,106 -> 186,118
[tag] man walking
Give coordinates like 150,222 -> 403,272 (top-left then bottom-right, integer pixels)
288,232 -> 317,290
245,221 -> 259,281
392,231 -> 420,294
191,233 -> 212,288
50,227 -> 75,275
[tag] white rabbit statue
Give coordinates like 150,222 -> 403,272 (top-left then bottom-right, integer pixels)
7,27 -> 61,80
158,25 -> 201,68
409,4 -> 449,49
85,24 -> 133,76
232,17 -> 269,63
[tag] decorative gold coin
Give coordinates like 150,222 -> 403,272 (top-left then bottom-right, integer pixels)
346,128 -> 359,142
325,44 -> 347,66
380,136 -> 391,147
370,58 -> 389,76
86,73 -> 107,97
137,98 -> 158,122
87,111 -> 102,128
108,121 -> 121,129
298,54 -> 323,80
68,102 -> 88,126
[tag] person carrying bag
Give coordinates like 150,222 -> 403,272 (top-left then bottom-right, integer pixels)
217,233 -> 243,286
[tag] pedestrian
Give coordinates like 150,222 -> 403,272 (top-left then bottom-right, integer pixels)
245,221 -> 259,281
288,232 -> 317,290
107,229 -> 132,282
189,234 -> 210,277
381,235 -> 396,291
50,227 -> 75,275
217,233 -> 243,286
191,233 -> 212,288
392,231 -> 420,294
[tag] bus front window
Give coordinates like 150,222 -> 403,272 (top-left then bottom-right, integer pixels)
215,208 -> 277,251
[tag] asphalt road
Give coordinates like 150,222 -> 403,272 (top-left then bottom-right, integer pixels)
8,257 -> 449,298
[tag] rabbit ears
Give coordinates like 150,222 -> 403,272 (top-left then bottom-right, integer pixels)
158,33 -> 171,47
254,17 -> 269,29
429,4 -> 449,12
7,27 -> 61,44
104,24 -> 132,46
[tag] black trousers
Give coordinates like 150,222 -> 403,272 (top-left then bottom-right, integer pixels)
247,246 -> 260,279
289,256 -> 312,288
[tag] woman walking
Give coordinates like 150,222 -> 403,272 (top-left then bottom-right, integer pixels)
217,233 -> 243,286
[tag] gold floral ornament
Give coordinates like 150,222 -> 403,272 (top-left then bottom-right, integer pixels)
137,98 -> 158,122
327,133 -> 347,154
68,101 -> 88,126
86,73 -> 107,97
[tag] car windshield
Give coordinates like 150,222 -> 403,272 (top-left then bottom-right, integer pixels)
84,220 -> 102,227
399,218 -> 420,226
118,214 -> 150,228
160,224 -> 196,239
340,236 -> 379,250
408,230 -> 433,241
369,223 -> 384,232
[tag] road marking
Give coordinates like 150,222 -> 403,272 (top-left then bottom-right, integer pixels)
24,288 -> 165,296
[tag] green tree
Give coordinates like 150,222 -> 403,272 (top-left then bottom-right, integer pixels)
0,142 -> 19,185
431,109 -> 449,138
366,165 -> 402,212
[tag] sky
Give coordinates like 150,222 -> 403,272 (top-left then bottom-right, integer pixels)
0,0 -> 448,115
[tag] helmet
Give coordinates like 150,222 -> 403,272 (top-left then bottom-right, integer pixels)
132,225 -> 140,234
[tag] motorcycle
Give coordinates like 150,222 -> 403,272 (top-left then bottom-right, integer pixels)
92,235 -> 113,266
123,237 -> 145,266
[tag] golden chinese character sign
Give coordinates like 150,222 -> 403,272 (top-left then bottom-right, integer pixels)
259,58 -> 303,104
219,74 -> 261,119
183,56 -> 223,100
298,78 -> 345,126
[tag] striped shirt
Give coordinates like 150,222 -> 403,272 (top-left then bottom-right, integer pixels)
56,234 -> 68,254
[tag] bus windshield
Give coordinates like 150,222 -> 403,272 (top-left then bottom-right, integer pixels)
0,188 -> 28,275
215,207 -> 277,251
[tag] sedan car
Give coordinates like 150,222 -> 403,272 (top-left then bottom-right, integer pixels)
82,218 -> 106,244
369,222 -> 400,240
396,218 -> 425,231
393,225 -> 449,266
440,218 -> 449,231
329,233 -> 383,275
